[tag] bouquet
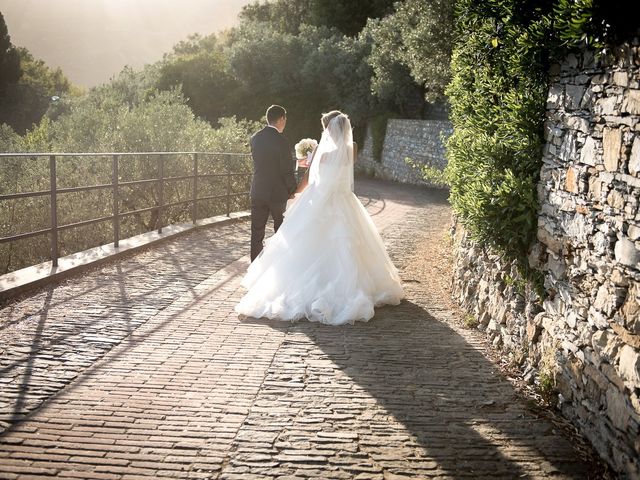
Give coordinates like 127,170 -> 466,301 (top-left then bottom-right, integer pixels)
294,138 -> 318,160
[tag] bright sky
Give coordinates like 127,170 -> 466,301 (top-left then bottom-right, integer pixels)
0,0 -> 252,87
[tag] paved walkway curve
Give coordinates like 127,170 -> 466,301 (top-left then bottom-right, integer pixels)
0,178 -> 593,479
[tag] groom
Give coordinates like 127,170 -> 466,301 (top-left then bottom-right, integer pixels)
249,105 -> 297,261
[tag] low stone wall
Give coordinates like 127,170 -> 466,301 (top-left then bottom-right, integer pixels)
452,45 -> 640,477
356,119 -> 452,187
452,229 -> 541,354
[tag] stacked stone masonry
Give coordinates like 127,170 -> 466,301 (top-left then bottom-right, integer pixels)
452,44 -> 640,478
356,119 -> 452,187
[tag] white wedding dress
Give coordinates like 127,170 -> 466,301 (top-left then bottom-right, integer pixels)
235,114 -> 403,325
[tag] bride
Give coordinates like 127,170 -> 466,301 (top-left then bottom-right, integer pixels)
235,111 -> 404,325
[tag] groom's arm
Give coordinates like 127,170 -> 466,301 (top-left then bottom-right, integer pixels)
279,138 -> 297,196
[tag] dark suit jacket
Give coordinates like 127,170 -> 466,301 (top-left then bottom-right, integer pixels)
250,126 -> 297,204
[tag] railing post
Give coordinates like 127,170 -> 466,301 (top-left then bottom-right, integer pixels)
226,154 -> 231,217
192,153 -> 198,225
112,154 -> 120,247
49,155 -> 58,267
157,155 -> 164,234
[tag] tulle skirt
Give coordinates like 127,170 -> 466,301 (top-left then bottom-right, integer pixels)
235,185 -> 404,325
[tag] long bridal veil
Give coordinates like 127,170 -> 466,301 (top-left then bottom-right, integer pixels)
308,114 -> 354,196
235,114 -> 403,325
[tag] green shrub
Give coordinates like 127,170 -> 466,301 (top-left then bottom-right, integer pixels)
370,113 -> 390,162
406,157 -> 450,187
445,0 -> 635,279
537,341 -> 560,404
463,314 -> 479,329
445,0 -> 550,276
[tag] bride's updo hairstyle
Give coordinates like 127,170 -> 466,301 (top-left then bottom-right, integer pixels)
326,112 -> 351,144
321,110 -> 342,129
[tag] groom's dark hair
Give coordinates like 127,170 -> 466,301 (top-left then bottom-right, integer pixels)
266,105 -> 286,124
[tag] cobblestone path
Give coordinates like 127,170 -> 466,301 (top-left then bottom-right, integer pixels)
0,178 -> 593,479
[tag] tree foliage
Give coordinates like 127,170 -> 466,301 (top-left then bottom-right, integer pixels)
153,21 -> 376,143
239,0 -> 312,34
549,0 -> 639,52
153,0 -> 457,141
302,27 -> 375,137
0,11 -> 78,133
307,0 -> 396,37
157,35 -> 238,124
0,46 -> 78,136
0,11 -> 21,94
366,0 -> 454,105
0,47 -> 78,133
239,0 -> 394,36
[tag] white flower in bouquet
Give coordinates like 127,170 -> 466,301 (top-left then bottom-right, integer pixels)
295,138 -> 318,159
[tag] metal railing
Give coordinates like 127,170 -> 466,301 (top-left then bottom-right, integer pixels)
0,152 -> 252,267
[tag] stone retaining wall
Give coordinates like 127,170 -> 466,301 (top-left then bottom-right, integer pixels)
356,119 -> 452,187
452,45 -> 640,477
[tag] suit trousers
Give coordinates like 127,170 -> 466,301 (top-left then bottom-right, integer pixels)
251,199 -> 287,261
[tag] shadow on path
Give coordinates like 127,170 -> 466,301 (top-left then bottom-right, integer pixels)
355,176 -> 450,211
0,258 -> 248,440
244,299 -> 590,479
0,223 -> 251,433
